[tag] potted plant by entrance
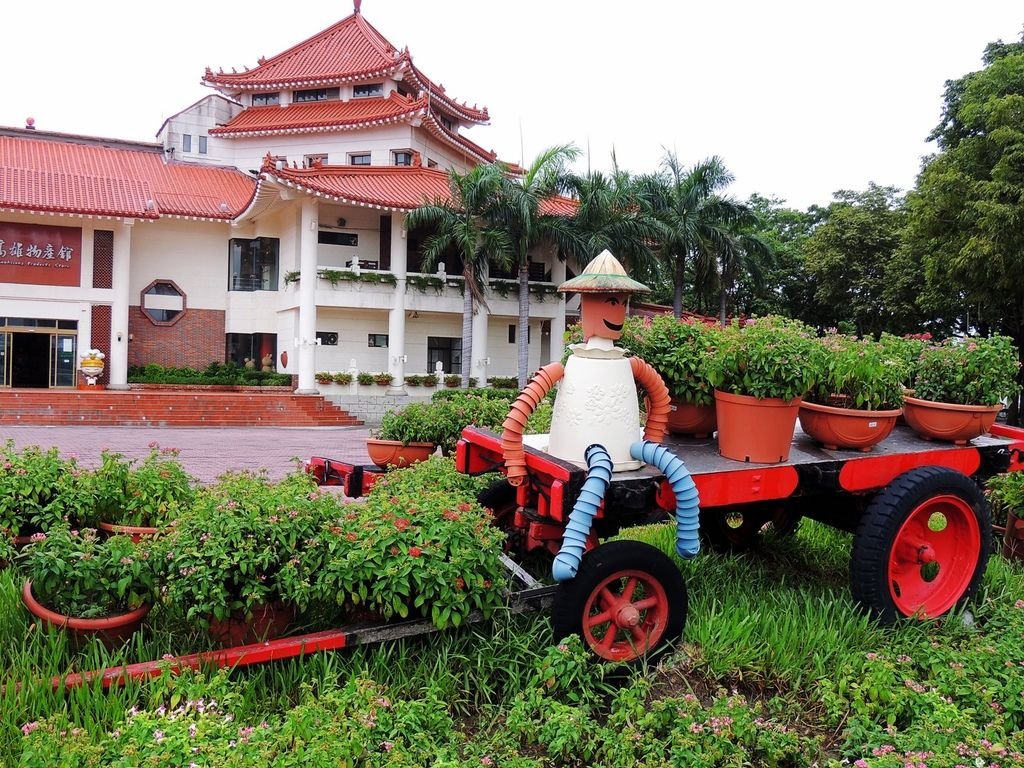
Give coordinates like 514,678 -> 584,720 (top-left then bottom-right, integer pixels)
798,334 -> 906,451
367,403 -> 439,468
152,471 -> 333,645
639,315 -> 721,437
85,446 -> 195,540
706,316 -> 820,463
903,335 -> 1021,444
19,526 -> 156,647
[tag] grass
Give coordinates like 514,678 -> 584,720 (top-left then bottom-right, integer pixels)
4,519 -> 1024,766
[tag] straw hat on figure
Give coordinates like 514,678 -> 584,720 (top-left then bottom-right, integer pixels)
500,250 -> 700,581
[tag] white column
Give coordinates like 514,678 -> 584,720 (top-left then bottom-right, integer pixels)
471,260 -> 490,384
295,199 -> 319,393
107,219 -> 132,390
550,257 -> 567,364
387,212 -> 408,393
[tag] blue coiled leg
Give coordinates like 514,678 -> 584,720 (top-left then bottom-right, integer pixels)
552,444 -> 613,582
630,440 -> 700,559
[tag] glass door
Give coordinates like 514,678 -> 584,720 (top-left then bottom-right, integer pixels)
50,334 -> 77,387
0,333 -> 8,387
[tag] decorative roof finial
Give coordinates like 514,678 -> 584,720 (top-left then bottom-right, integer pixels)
354,0 -> 362,13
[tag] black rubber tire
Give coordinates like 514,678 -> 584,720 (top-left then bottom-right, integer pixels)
699,507 -> 801,554
476,478 -> 516,516
850,466 -> 990,625
551,540 -> 687,666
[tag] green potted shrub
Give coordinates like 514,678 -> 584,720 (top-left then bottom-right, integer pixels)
639,316 -> 721,437
405,373 -> 423,387
903,335 -> 1021,444
421,373 -> 438,387
19,526 -> 157,646
444,374 -> 462,388
798,334 -> 907,451
152,471 -> 334,645
368,403 -> 440,468
85,446 -> 195,539
706,316 -> 821,463
333,371 -> 353,385
0,441 -> 89,542
356,371 -> 375,386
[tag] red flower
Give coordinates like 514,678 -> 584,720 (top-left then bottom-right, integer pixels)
345,532 -> 358,542
394,518 -> 411,532
454,577 -> 465,590
442,510 -> 461,522
390,496 -> 400,505
457,502 -> 472,513
390,546 -> 400,556
409,546 -> 422,558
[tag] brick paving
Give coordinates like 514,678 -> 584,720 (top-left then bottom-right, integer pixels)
1,424 -> 373,484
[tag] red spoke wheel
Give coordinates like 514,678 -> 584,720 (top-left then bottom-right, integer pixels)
552,540 -> 687,665
851,466 -> 990,624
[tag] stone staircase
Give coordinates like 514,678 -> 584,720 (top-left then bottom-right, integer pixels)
0,389 -> 363,427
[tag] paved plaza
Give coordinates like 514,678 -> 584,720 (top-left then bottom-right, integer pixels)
2,424 -> 373,483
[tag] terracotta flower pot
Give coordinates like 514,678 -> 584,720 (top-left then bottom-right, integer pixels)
22,580 -> 150,649
98,520 -> 161,543
207,601 -> 295,646
714,390 -> 801,464
902,396 -> 1003,445
365,438 -> 435,469
666,398 -> 717,438
1003,510 -> 1024,564
798,401 -> 902,452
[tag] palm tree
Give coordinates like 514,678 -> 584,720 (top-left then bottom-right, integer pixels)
637,153 -> 755,319
405,163 -> 511,388
491,144 -> 583,388
714,230 -> 773,325
565,164 -> 663,287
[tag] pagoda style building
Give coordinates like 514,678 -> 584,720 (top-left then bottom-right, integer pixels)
0,3 -> 568,393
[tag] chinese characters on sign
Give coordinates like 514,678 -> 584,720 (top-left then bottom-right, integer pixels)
0,222 -> 83,287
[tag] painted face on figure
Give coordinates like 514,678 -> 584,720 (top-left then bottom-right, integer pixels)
580,293 -> 629,341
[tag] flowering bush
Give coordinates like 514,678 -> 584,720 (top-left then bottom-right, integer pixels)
0,440 -> 86,536
637,316 -> 721,407
913,335 -> 1021,406
19,526 -> 157,617
706,316 -> 821,402
307,457 -> 507,629
808,333 -> 908,410
83,445 -> 195,528
379,396 -> 516,454
152,471 -> 337,627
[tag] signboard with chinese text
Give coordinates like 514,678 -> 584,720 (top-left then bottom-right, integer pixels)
0,222 -> 83,287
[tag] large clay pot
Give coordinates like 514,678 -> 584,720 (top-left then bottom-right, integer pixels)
365,439 -> 435,469
714,390 -> 801,464
666,398 -> 717,438
798,401 -> 902,452
902,396 -> 1003,445
207,601 -> 295,646
98,521 -> 161,543
22,580 -> 150,649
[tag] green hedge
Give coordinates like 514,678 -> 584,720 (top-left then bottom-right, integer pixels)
127,362 -> 292,387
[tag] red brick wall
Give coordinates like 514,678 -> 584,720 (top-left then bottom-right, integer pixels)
128,307 -> 226,369
88,305 -> 112,385
93,230 -> 113,289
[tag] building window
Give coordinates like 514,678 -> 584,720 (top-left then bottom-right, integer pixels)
304,153 -> 328,168
426,158 -> 438,169
226,333 -> 276,369
294,87 -> 339,102
368,333 -> 389,348
141,280 -> 186,326
508,324 -> 531,344
316,331 -> 339,346
228,237 -> 280,291
198,136 -> 208,155
428,336 -> 461,374
252,92 -> 280,106
182,134 -> 192,153
349,152 -> 371,166
318,231 -> 358,247
393,150 -> 413,166
439,115 -> 453,131
353,83 -> 383,98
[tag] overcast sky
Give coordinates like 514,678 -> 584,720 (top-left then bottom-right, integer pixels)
2,1 -> 1021,210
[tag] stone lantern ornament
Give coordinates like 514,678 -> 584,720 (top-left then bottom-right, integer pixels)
500,250 -> 701,582
79,349 -> 106,386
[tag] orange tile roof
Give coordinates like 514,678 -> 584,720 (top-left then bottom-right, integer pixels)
203,11 -> 487,124
255,156 -> 576,217
0,131 -> 255,220
210,92 -> 428,137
